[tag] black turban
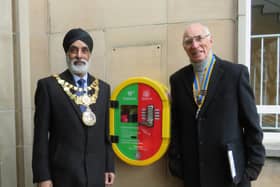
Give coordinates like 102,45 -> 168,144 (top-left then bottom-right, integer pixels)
63,28 -> 93,53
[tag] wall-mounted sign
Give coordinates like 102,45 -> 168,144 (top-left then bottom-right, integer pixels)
110,77 -> 170,166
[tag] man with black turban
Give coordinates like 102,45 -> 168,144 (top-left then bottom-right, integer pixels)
32,28 -> 115,187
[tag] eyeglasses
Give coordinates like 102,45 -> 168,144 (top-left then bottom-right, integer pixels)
183,33 -> 210,46
68,46 -> 90,55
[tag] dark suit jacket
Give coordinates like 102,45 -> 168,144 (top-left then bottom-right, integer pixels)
169,56 -> 265,187
32,70 -> 115,187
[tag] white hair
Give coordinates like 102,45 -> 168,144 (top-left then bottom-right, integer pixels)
185,23 -> 211,36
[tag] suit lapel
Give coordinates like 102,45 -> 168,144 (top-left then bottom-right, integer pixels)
179,65 -> 198,113
59,70 -> 83,119
87,74 -> 98,116
182,65 -> 195,97
59,70 -> 98,124
200,58 -> 224,114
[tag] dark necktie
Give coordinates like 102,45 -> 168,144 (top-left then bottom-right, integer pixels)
77,78 -> 85,87
77,79 -> 86,112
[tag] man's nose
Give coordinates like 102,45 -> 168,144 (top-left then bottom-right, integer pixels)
76,49 -> 83,58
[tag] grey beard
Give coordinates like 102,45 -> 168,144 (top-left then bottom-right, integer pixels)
66,56 -> 89,76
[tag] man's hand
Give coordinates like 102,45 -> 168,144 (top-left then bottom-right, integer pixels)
38,180 -> 53,187
105,172 -> 115,186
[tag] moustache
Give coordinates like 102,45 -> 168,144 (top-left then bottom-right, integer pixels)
71,59 -> 88,66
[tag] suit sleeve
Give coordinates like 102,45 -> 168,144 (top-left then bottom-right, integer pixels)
169,76 -> 182,157
238,66 -> 266,180
167,76 -> 184,179
32,79 -> 52,183
105,85 -> 115,172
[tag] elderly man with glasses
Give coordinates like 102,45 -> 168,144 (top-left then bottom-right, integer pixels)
168,23 -> 265,187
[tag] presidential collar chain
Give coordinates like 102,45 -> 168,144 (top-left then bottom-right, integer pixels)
53,74 -> 99,105
53,74 -> 99,126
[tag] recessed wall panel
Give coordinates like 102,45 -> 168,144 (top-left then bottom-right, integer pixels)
105,25 -> 168,86
0,148 -> 17,187
49,0 -> 105,32
110,44 -> 161,89
104,0 -> 167,28
167,0 -> 236,23
0,0 -> 12,33
0,33 -> 14,109
0,112 -> 15,147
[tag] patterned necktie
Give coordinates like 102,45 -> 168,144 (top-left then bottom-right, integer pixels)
77,79 -> 86,112
77,79 -> 85,87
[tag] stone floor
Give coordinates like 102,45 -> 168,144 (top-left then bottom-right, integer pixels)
253,157 -> 280,187
252,132 -> 280,187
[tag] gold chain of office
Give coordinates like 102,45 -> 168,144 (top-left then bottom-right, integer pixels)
53,74 -> 99,106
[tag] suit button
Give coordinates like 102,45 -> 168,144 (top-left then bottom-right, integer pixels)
199,141 -> 203,145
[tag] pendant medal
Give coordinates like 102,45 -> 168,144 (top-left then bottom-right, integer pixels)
82,107 -> 96,126
53,75 -> 99,127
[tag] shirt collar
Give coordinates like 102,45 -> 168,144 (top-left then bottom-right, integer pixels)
72,73 -> 88,86
191,52 -> 214,72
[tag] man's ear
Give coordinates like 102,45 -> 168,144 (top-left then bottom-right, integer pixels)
209,35 -> 213,44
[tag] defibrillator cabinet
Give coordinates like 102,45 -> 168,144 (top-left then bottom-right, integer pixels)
110,77 -> 170,166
